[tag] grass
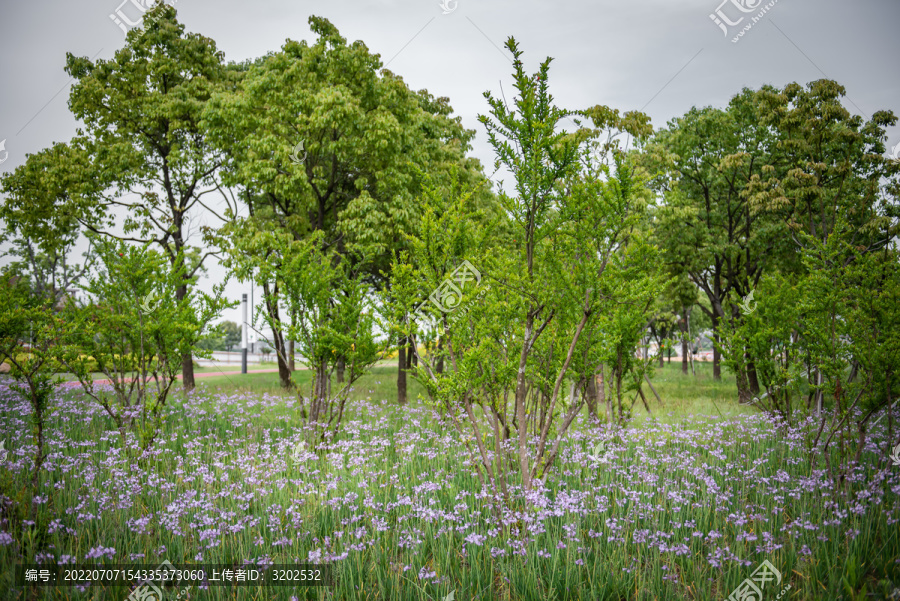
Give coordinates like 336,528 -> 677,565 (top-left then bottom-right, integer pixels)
191,360 -> 747,424
636,361 -> 754,423
0,361 -> 897,600
53,359 -> 398,384
195,365 -> 427,403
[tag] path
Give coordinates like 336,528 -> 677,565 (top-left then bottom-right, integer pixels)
61,360 -> 396,386
89,368 -> 281,386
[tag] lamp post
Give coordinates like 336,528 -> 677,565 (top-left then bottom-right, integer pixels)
241,293 -> 248,374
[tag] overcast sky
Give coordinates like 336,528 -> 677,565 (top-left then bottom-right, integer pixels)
1,0 -> 898,334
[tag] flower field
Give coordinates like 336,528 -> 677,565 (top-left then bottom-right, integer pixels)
0,379 -> 897,600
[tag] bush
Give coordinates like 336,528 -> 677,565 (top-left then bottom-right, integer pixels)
12,353 -> 96,373
6,353 -> 199,375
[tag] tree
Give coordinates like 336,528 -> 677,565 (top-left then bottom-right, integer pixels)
202,16 -> 492,396
195,320 -> 241,352
722,218 -> 900,482
749,80 -> 898,256
0,227 -> 95,309
195,325 -> 224,352
645,88 -> 797,396
646,301 -> 678,368
60,238 -> 231,452
219,321 -> 242,352
0,278 -> 67,497
680,80 -> 900,477
645,273 -> 696,371
390,39 -> 660,500
646,79 -> 899,402
223,222 -> 379,442
0,3 -> 231,391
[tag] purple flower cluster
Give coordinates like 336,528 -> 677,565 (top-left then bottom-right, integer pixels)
0,379 -> 897,597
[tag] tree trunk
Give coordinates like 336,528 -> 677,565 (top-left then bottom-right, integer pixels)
815,369 -> 823,416
407,340 -> 416,369
600,366 -> 611,422
538,390 -> 549,439
736,365 -> 752,404
687,309 -> 695,376
711,311 -> 721,380
262,282 -> 292,389
747,361 -> 760,395
637,386 -> 654,419
181,353 -> 195,391
277,355 -> 292,390
586,373 -> 599,421
515,313 -> 536,491
615,349 -> 624,422
176,283 -> 195,391
309,364 -> 329,439
397,335 -> 408,406
659,347 -> 664,368
645,374 -> 663,406
336,357 -> 345,384
681,308 -> 689,375
288,308 -> 298,372
30,399 -> 44,496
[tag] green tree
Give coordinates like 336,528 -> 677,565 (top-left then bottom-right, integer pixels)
202,17 -> 492,396
61,238 -> 231,452
390,39 -> 660,498
223,222 -> 379,441
711,80 -> 900,475
0,228 -> 95,309
644,88 -> 789,395
647,80 -> 899,401
195,320 -> 241,352
219,320 -> 242,352
0,4 -> 230,391
723,219 -> 900,479
0,279 -> 67,496
195,324 -> 224,352
749,80 -> 898,255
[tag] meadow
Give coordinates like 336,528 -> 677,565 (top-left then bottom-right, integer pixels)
0,363 -> 897,600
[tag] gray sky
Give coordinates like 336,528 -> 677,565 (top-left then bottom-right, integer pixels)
1,0 -> 898,332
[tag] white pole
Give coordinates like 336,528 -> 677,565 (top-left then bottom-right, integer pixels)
241,293 -> 248,374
